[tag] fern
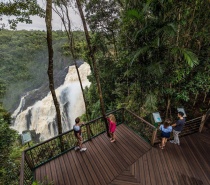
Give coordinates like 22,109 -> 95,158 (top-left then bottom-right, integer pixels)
180,48 -> 199,67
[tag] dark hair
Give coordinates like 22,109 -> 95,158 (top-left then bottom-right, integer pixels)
178,111 -> 184,117
164,119 -> 171,128
75,117 -> 80,123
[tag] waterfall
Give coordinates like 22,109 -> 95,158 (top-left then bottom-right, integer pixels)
11,62 -> 91,141
12,95 -> 26,118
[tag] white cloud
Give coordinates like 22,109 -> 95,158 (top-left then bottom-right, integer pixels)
2,0 -> 84,31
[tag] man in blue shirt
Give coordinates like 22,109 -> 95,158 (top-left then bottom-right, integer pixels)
170,111 -> 186,145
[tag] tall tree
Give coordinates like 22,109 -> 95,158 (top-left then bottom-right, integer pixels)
53,0 -> 90,120
83,0 -> 210,118
75,0 -> 109,136
45,0 -> 64,148
85,0 -> 120,57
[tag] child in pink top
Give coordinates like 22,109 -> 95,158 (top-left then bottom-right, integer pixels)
107,114 -> 117,142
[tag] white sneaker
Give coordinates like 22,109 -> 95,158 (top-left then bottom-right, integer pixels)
80,148 -> 87,152
170,140 -> 175,143
74,146 -> 80,151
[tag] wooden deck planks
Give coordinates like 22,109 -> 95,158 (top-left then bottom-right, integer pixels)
85,141 -> 111,183
120,125 -> 151,152
49,159 -> 59,184
138,155 -> 145,184
167,144 -> 187,184
80,149 -> 103,185
44,159 -> 53,183
158,149 -> 174,185
34,125 -> 210,185
146,149 -> 159,185
162,144 -> 179,185
62,153 -> 77,184
182,135 -> 210,184
66,151 -> 83,185
179,138 -> 205,185
98,134 -> 128,170
152,147 -> 168,185
100,134 -> 130,167
84,142 -> 109,184
53,157 -> 65,185
189,135 -> 210,179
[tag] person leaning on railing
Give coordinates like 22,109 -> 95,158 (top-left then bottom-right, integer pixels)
73,117 -> 87,152
170,111 -> 186,146
159,119 -> 173,149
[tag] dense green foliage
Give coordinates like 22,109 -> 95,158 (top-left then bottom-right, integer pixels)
0,1 -> 209,184
0,30 -> 82,111
0,68 -> 22,185
83,0 -> 210,119
0,84 -> 22,185
0,29 -> 85,184
0,117 -> 20,185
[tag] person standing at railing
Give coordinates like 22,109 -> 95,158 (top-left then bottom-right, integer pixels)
170,111 -> 186,146
159,119 -> 173,149
74,117 -> 87,152
107,114 -> 117,142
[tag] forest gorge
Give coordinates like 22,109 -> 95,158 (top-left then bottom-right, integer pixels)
0,0 -> 210,184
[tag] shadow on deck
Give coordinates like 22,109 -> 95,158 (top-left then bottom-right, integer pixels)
34,124 -> 210,185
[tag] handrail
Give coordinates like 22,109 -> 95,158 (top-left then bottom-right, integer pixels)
185,116 -> 202,123
123,109 -> 157,145
155,115 -> 203,143
23,107 -> 125,153
20,108 -> 124,185
20,107 -> 208,185
124,109 -> 156,128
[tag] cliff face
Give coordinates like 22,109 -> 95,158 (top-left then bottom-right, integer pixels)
14,60 -> 85,113
11,62 -> 91,141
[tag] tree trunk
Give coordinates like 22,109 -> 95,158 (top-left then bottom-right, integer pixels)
53,1 -> 90,121
45,0 -> 64,150
75,0 -> 109,137
165,83 -> 172,119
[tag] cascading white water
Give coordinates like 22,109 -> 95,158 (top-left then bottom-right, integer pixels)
11,62 -> 91,141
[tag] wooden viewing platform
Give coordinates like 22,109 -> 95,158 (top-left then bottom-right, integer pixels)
34,124 -> 210,185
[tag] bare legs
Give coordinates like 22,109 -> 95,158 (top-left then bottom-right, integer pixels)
110,132 -> 116,142
77,138 -> 82,148
75,137 -> 87,152
159,138 -> 167,149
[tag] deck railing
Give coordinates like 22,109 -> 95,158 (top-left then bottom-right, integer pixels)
123,109 -> 157,145
155,116 -> 203,143
20,108 -> 125,185
20,108 -> 207,185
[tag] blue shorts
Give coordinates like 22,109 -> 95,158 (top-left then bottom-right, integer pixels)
161,131 -> 170,138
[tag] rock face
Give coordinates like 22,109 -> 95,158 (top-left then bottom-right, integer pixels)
11,62 -> 91,141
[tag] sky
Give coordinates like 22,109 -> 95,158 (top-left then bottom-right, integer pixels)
2,0 -> 83,31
